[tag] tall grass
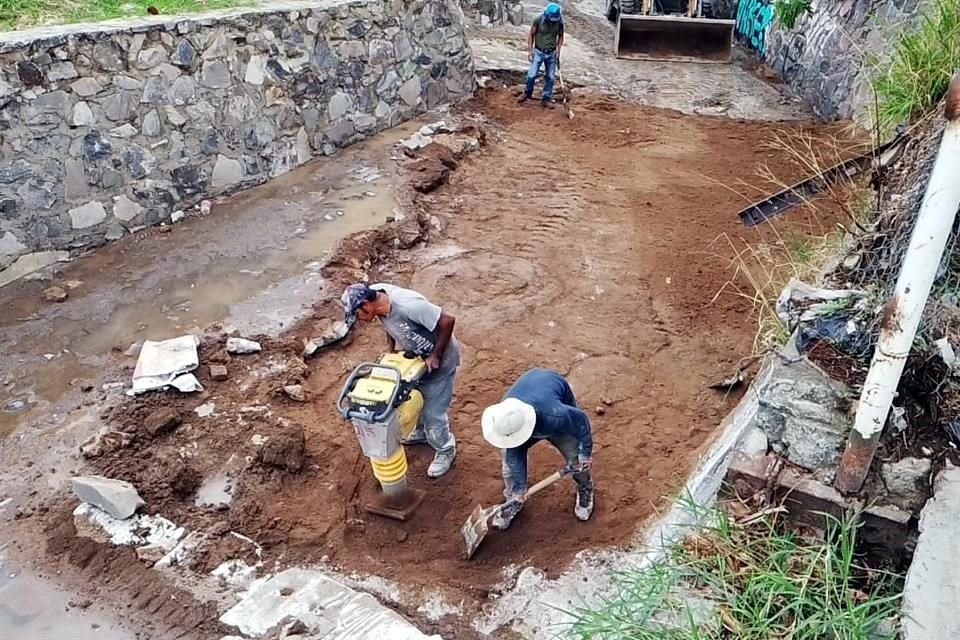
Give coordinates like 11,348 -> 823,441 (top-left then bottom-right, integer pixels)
0,0 -> 251,31
569,509 -> 902,640
872,0 -> 960,133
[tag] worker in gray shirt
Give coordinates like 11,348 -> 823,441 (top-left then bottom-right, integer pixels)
341,282 -> 460,478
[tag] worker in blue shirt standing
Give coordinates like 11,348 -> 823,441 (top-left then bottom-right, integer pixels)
480,368 -> 594,530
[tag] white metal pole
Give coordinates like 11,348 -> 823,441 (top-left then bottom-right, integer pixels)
836,73 -> 960,494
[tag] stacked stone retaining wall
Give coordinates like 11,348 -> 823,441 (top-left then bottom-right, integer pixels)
734,0 -> 929,121
0,0 -> 475,281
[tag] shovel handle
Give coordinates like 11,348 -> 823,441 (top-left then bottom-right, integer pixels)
521,464 -> 575,501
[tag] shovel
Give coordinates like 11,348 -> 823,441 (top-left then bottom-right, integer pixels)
461,464 -> 575,559
557,63 -> 574,120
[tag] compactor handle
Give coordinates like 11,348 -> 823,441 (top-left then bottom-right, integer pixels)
336,363 -> 404,422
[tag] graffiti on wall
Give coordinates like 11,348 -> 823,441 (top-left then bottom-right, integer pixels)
736,0 -> 775,54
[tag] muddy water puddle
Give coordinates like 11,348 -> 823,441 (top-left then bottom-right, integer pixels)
0,121 -> 423,437
0,552 -> 129,639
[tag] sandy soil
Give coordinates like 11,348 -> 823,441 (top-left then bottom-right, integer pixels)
3,84 -> 854,640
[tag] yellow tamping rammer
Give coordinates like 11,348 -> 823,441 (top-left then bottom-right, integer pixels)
336,351 -> 428,520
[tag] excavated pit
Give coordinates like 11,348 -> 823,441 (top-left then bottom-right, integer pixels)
2,87 -> 856,638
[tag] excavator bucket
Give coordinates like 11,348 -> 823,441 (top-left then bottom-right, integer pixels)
615,15 -> 736,63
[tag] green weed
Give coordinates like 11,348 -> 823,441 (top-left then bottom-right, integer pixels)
774,0 -> 811,30
872,0 -> 960,133
0,0 -> 252,30
569,509 -> 902,640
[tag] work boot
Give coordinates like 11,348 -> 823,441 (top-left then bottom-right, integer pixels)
427,446 -> 456,478
401,425 -> 428,445
492,501 -> 523,530
517,93 -> 531,104
541,98 -> 553,109
575,485 -> 594,521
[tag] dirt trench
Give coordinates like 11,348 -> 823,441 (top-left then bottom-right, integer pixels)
34,87 -> 847,634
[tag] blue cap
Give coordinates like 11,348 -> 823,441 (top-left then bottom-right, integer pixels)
341,283 -> 375,324
544,2 -> 562,20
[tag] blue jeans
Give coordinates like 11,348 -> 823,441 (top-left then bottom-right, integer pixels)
524,48 -> 557,101
411,366 -> 457,454
501,435 -> 592,498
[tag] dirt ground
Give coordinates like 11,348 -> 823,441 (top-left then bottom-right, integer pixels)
10,84 -> 852,640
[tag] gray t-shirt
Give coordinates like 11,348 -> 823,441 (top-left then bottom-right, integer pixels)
372,283 -> 461,373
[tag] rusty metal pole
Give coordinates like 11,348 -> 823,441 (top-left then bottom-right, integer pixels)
835,73 -> 960,494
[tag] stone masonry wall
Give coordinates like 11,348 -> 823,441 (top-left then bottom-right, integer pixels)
0,0 -> 475,281
735,0 -> 929,121
459,0 -> 524,27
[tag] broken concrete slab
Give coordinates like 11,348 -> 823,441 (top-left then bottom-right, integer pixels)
902,464 -> 960,640
219,567 -> 442,639
227,337 -> 262,354
72,475 -> 145,519
130,335 -> 200,394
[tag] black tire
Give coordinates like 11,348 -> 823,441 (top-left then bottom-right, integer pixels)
605,0 -> 619,21
620,0 -> 638,14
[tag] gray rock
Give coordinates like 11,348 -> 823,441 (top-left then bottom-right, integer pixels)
82,131 -> 113,161
33,90 -> 70,114
353,113 -> 377,133
0,231 -> 27,257
125,145 -> 155,179
0,160 -> 33,184
752,358 -> 852,472
47,61 -> 78,82
102,91 -> 138,122
902,465 -> 960,640
212,154 -> 243,188
226,337 -> 261,354
507,3 -> 524,25
136,47 -> 167,70
283,385 -> 306,402
69,201 -> 107,229
112,76 -> 142,91
101,169 -> 123,189
185,100 -> 215,122
394,32 -> 414,60
18,179 -> 57,209
16,61 -> 44,87
243,120 -> 276,149
171,164 -> 208,195
0,198 -> 18,219
200,61 -> 232,88
163,106 -> 188,127
327,119 -> 355,146
140,75 -> 168,104
105,224 -> 125,241
296,127 -> 311,164
112,194 -> 143,222
302,107 -> 319,134
171,39 -> 196,67
170,76 -> 196,105
245,55 -> 267,85
142,109 -> 162,137
375,100 -> 391,120
399,76 -> 420,106
71,475 -> 145,519
64,159 -> 89,199
882,457 -> 931,510
200,128 -> 220,155
93,42 -> 125,71
311,38 -> 336,69
109,123 -> 139,139
376,70 -> 400,95
71,77 -> 102,97
737,426 -> 769,456
368,39 -> 393,65
328,91 -> 353,121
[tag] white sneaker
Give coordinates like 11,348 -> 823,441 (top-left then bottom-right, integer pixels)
575,485 -> 594,521
427,447 -> 455,478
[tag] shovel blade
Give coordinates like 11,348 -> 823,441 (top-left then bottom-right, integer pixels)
461,503 -> 492,560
